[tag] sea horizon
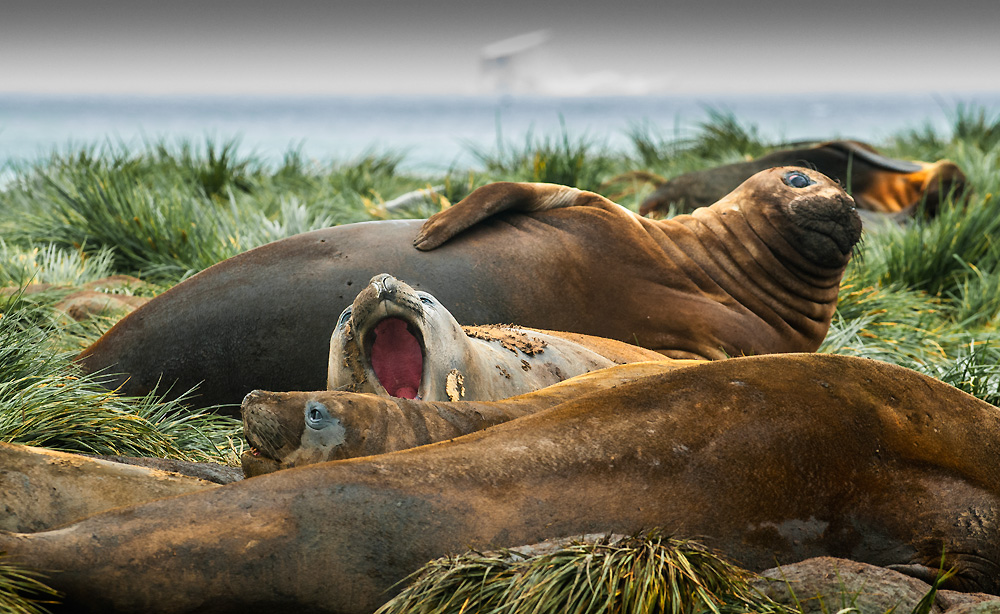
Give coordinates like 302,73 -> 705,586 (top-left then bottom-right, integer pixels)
3,90 -> 1000,175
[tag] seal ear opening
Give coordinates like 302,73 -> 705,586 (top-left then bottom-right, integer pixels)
369,318 -> 424,399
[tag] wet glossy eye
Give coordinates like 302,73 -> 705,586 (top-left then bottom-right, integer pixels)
337,308 -> 352,327
418,293 -> 435,305
783,171 -> 814,189
305,401 -> 330,429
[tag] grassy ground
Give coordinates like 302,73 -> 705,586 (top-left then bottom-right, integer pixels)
1,106 -> 998,612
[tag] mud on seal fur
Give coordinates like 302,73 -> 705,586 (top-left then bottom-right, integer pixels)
78,167 -> 861,408
327,273 -> 663,401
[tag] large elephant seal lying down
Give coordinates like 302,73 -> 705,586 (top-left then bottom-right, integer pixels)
76,167 -> 861,409
3,353 -> 998,613
638,140 -> 967,219
328,273 -> 664,401
244,360 -> 694,476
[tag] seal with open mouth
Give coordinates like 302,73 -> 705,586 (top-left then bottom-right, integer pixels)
77,167 -> 861,409
327,274 -> 665,402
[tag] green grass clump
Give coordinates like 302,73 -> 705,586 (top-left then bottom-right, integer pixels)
0,300 -> 240,463
465,116 -> 619,193
379,532 -> 793,614
0,555 -> 60,614
0,242 -> 116,288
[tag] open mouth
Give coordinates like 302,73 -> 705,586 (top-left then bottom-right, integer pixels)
366,317 -> 424,399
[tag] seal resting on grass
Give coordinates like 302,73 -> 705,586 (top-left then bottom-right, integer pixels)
3,353 -> 999,613
638,140 -> 967,220
243,360 -> 693,476
328,273 -> 664,401
77,167 -> 861,409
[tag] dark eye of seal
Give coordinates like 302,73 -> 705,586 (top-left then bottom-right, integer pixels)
783,170 -> 814,189
305,401 -> 330,429
418,293 -> 434,306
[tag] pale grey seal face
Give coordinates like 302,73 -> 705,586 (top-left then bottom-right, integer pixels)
327,274 -> 469,400
281,400 -> 347,467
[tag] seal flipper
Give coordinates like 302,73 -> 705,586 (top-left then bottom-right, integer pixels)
884,563 -> 948,585
413,182 -> 613,251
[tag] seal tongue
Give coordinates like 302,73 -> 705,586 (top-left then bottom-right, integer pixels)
370,318 -> 423,399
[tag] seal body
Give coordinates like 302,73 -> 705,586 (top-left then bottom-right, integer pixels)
639,140 -> 967,219
0,442 -> 219,532
3,354 -> 999,613
243,360 -> 693,476
77,168 -> 861,408
328,273 -> 664,402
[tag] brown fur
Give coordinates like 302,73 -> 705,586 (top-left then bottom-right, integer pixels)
77,168 -> 860,409
243,361 -> 693,476
639,140 -> 967,219
0,442 -> 218,532
327,274 -> 666,402
3,354 -> 999,613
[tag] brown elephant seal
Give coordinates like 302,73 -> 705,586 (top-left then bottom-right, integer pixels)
77,168 -> 861,409
3,353 -> 999,613
638,140 -> 967,220
0,442 -> 219,533
84,454 -> 243,484
243,360 -> 694,476
328,273 -> 664,401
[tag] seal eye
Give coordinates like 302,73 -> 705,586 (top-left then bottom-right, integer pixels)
417,293 -> 435,306
305,401 -> 331,429
337,308 -> 352,328
783,171 -> 814,189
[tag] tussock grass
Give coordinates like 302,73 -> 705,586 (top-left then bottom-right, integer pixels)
0,103 -> 998,614
464,116 -> 618,192
378,532 -> 794,614
0,300 -> 240,462
0,242 -> 115,288
0,555 -> 59,614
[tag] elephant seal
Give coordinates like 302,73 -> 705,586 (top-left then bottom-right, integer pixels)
328,273 -> 664,401
3,353 -> 998,613
0,442 -> 219,533
243,360 -> 694,476
638,140 -> 967,219
77,167 -> 861,409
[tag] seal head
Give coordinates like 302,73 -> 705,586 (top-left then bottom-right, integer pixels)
329,273 -> 478,400
718,167 -> 862,267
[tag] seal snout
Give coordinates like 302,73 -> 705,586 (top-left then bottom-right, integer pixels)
370,273 -> 400,302
771,168 -> 863,265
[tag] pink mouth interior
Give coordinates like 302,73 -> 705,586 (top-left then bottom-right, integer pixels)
370,318 -> 423,399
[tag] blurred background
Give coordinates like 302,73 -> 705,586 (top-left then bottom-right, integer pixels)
3,0 -> 999,172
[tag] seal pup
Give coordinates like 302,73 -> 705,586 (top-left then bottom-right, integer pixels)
638,140 -> 967,219
243,360 -> 694,476
3,354 -> 998,613
328,273 -> 665,402
77,167 -> 861,408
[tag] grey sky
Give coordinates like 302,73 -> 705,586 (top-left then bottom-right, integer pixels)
2,0 -> 998,96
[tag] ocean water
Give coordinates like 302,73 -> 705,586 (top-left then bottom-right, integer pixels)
2,92 -> 999,174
